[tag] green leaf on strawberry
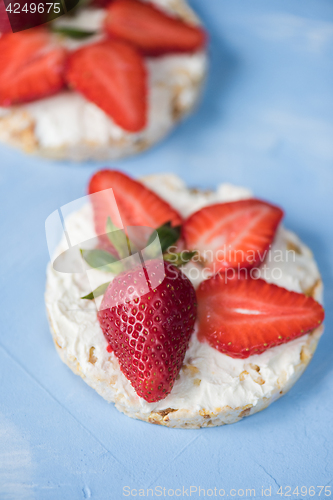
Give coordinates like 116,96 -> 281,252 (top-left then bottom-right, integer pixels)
163,250 -> 197,267
50,26 -> 97,39
81,282 -> 110,300
147,221 -> 181,253
81,213 -> 196,300
106,217 -> 134,258
80,248 -> 123,274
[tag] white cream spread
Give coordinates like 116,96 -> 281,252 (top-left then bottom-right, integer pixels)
45,174 -> 323,415
0,1 -> 207,154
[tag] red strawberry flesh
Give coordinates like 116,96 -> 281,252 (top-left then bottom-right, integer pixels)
88,169 -> 183,245
98,260 -> 197,402
0,29 -> 67,106
66,39 -> 147,132
197,275 -> 325,359
104,0 -> 206,56
182,199 -> 284,274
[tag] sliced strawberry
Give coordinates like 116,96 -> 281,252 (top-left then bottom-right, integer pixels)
0,29 -> 67,106
197,275 -> 325,359
182,199 -> 284,274
104,0 -> 206,56
88,169 -> 183,241
66,39 -> 147,132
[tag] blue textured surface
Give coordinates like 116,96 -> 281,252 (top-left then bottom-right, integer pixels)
1,0 -> 333,498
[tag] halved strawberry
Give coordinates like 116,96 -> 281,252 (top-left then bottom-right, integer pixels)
182,199 -> 284,274
197,275 -> 325,359
104,0 -> 206,56
88,169 -> 183,239
66,39 -> 147,132
0,29 -> 67,106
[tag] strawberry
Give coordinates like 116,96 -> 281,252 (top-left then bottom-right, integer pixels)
197,275 -> 325,359
66,40 -> 147,132
98,259 -> 197,402
0,0 -> 11,33
88,169 -> 182,241
0,29 -> 67,106
182,199 -> 284,274
104,0 -> 206,56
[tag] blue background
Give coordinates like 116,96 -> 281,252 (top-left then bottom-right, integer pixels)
1,0 -> 332,498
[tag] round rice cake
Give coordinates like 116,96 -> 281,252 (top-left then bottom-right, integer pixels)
45,173 -> 324,428
0,0 -> 207,161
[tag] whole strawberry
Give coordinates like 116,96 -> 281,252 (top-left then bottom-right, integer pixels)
98,260 -> 197,402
